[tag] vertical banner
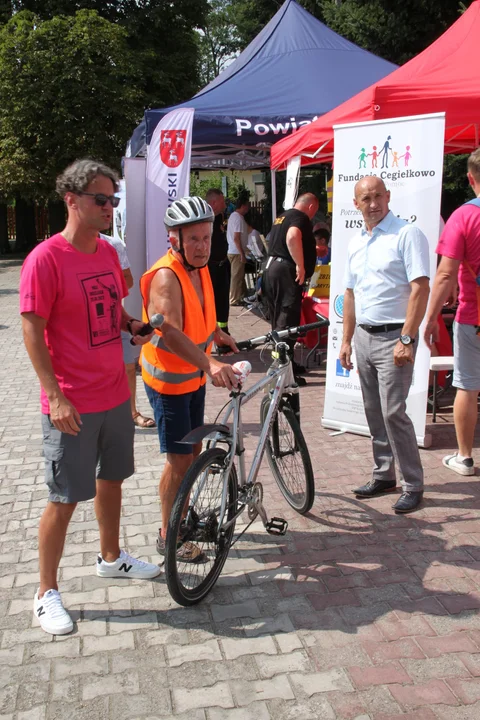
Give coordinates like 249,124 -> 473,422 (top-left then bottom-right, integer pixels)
284,155 -> 301,210
145,107 -> 194,268
124,157 -> 147,320
322,113 -> 445,447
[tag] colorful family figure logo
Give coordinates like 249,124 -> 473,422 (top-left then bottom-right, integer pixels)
358,136 -> 413,170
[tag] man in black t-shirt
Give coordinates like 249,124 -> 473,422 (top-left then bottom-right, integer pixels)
264,193 -> 319,382
206,188 -> 231,337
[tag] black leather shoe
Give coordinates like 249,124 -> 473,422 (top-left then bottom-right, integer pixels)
392,491 -> 423,514
353,479 -> 397,498
294,375 -> 307,387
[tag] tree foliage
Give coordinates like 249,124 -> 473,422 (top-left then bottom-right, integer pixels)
0,10 -> 142,199
197,0 -> 241,86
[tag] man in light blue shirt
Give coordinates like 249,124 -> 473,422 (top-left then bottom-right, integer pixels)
339,177 -> 430,514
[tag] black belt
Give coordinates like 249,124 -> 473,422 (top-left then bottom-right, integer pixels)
268,256 -> 294,265
359,323 -> 403,334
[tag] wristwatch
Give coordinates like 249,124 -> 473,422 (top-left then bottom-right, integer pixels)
400,334 -> 415,346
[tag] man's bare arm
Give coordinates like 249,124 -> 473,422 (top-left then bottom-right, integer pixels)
234,231 -> 246,262
286,226 -> 304,284
123,268 -> 134,290
424,257 -> 460,348
402,276 -> 430,338
339,288 -> 356,370
21,313 -> 82,435
148,268 -> 239,389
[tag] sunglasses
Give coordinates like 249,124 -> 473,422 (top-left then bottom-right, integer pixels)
78,192 -> 120,208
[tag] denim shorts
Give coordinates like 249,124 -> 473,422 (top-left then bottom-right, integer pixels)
144,383 -> 206,455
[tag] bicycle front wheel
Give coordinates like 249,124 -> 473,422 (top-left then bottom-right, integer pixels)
165,447 -> 238,606
261,395 -> 314,514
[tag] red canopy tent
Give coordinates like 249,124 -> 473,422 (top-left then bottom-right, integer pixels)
270,0 -> 480,170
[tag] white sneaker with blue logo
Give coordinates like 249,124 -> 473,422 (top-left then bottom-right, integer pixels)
33,589 -> 74,636
96,550 -> 162,579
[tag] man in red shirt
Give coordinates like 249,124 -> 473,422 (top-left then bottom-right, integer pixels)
20,159 -> 162,636
424,148 -> 480,476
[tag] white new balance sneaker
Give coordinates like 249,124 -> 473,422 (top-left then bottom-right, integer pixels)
96,550 -> 162,579
442,453 -> 475,476
33,589 -> 74,636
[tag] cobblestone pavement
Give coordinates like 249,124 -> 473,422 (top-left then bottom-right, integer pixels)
2,256 -> 480,719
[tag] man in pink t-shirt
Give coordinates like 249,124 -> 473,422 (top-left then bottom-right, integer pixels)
424,148 -> 480,477
20,159 -> 162,636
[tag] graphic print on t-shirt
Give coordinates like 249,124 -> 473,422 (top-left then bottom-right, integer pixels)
79,271 -> 121,348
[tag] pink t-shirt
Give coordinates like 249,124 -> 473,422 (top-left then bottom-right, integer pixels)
436,202 -> 480,325
20,234 -> 130,414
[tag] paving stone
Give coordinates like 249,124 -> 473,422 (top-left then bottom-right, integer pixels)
388,679 -> 459,708
290,668 -> 354,696
266,696 -> 336,720
255,650 -> 311,678
242,613 -> 295,637
83,669 -> 140,701
167,639 -> 222,666
173,682 -> 234,713
82,631 -> 135,655
211,600 -> 262,622
232,675 -> 295,705
208,702 -> 271,720
53,653 -> 108,680
221,636 -> 277,661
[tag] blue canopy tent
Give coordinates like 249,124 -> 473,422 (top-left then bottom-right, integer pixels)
127,0 -> 396,169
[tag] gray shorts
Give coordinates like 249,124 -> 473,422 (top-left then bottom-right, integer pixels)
42,399 -> 135,504
453,321 -> 480,391
121,330 -> 140,365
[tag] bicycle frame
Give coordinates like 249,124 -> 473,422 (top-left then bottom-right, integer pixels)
190,345 -> 297,532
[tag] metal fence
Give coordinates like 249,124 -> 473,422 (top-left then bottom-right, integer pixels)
7,205 -> 50,242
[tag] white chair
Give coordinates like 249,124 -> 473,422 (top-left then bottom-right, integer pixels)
429,356 -> 454,422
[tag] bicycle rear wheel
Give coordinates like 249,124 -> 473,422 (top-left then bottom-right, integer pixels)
165,447 -> 238,606
261,395 -> 314,514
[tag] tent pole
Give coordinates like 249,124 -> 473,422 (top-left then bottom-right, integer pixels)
271,169 -> 277,224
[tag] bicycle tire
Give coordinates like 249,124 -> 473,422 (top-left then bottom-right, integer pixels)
165,447 -> 238,606
261,394 -> 315,514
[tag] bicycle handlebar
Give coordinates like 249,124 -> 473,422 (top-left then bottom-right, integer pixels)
236,314 -> 329,352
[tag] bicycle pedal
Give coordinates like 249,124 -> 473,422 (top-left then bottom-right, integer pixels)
265,517 -> 288,536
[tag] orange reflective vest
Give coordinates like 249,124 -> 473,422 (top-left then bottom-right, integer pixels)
140,250 -> 216,395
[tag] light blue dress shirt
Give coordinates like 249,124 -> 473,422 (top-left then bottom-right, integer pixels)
344,211 -> 430,325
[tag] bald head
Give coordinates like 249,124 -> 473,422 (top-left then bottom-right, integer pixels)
353,176 -> 390,231
295,192 -> 319,220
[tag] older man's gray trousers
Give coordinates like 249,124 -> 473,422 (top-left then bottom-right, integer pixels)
354,326 -> 424,492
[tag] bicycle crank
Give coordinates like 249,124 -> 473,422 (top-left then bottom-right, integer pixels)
265,517 -> 288,536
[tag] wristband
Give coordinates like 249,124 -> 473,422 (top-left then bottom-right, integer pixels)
126,319 -> 136,335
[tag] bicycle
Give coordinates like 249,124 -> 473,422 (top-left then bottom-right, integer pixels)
164,316 -> 329,606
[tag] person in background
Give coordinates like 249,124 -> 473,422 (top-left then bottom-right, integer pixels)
20,159 -> 162,637
263,193 -> 319,385
100,233 -> 155,428
313,227 -> 331,265
245,211 -> 266,262
424,148 -> 480,476
339,177 -> 429,514
227,191 -> 250,305
205,188 -> 231,340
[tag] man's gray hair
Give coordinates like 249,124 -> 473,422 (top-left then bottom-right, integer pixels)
56,159 -> 119,198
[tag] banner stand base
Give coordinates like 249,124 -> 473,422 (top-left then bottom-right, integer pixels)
321,419 -> 432,449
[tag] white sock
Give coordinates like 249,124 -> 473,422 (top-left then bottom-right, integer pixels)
457,454 -> 472,462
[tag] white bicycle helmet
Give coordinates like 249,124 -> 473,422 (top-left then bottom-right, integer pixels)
164,196 -> 214,228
